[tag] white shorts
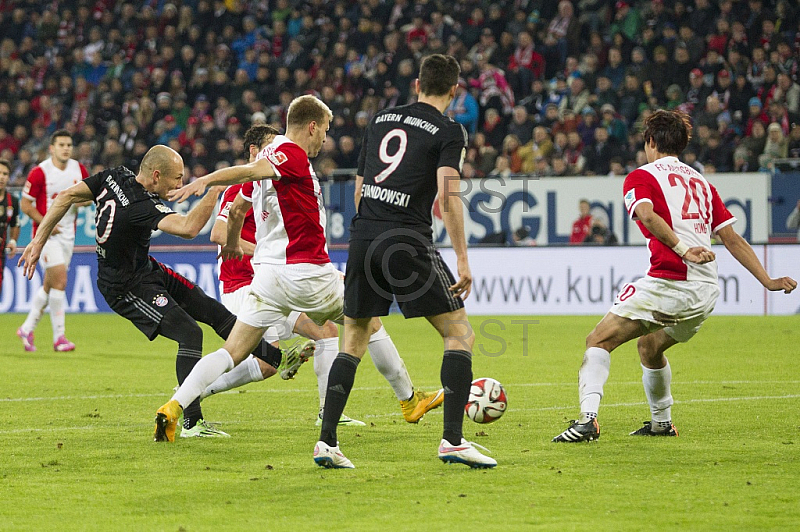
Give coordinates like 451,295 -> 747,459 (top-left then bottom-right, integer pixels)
237,262 -> 344,329
40,235 -> 74,270
221,284 -> 300,343
609,276 -> 720,342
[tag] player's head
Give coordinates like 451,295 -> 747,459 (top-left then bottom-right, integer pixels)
0,158 -> 10,189
642,109 -> 692,161
49,129 -> 74,165
138,145 -> 185,199
244,124 -> 279,162
286,95 -> 332,158
417,54 -> 460,99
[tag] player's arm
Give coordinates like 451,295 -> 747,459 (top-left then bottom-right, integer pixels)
437,166 -> 472,300
633,202 -> 716,264
18,181 -> 93,279
210,218 -> 256,256
168,159 -> 277,203
354,174 -> 364,210
715,224 -> 796,293
157,186 -> 225,239
219,193 -> 251,261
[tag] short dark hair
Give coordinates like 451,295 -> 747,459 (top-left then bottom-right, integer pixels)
50,129 -> 72,145
418,54 -> 460,97
642,109 -> 692,156
0,158 -> 10,173
243,125 -> 279,153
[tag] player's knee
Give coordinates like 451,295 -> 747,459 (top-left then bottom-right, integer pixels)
321,320 -> 338,339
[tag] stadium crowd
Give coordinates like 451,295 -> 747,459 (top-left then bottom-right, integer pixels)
1,0 -> 800,185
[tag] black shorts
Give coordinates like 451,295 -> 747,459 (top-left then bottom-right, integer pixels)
344,231 -> 464,319
100,258 -> 206,340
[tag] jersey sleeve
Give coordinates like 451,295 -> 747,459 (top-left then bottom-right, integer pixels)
130,199 -> 174,230
216,185 -> 240,221
22,166 -> 45,202
708,183 -> 736,233
78,163 -> 90,179
623,169 -> 657,219
263,143 -> 305,181
357,122 -> 371,176
437,123 -> 468,172
239,181 -> 255,202
82,171 -> 106,199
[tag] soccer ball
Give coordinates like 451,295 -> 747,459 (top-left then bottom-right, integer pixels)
465,378 -> 507,423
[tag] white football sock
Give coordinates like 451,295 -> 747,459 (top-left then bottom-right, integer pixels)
200,355 -> 263,400
48,288 -> 67,341
641,361 -> 673,423
368,326 -> 414,401
578,346 -> 611,421
313,338 -> 340,409
21,286 -> 49,333
172,349 -> 234,409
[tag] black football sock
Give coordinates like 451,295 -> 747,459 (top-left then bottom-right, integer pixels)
252,339 -> 283,369
176,349 -> 203,429
441,349 -> 473,447
319,353 -> 361,447
157,307 -> 205,430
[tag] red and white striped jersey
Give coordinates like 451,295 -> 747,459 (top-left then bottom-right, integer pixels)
216,184 -> 256,294
22,158 -> 89,239
623,156 -> 735,283
250,135 -> 329,265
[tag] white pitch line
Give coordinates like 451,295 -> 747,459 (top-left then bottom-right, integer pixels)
1,394 -> 797,434
2,380 -> 800,403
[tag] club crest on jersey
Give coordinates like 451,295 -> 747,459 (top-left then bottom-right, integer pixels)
156,203 -> 173,214
624,189 -> 635,211
153,294 -> 168,307
266,147 -> 288,166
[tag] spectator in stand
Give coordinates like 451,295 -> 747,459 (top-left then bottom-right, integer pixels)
734,120 -> 767,171
487,155 -> 512,179
774,73 -> 800,115
745,97 -> 770,135
610,2 -> 641,43
507,106 -> 534,145
445,79 -> 479,136
788,123 -> 800,159
584,218 -> 618,245
507,32 -> 544,97
560,77 -> 590,116
481,108 -> 507,150
600,47 -> 626,91
520,126 -> 554,173
583,126 -> 622,176
570,199 -> 593,244
600,104 -> 628,143
699,131 -> 733,172
501,135 -> 524,173
759,122 -> 789,170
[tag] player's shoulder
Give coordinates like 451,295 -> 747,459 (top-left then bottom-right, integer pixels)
624,166 -> 655,185
26,164 -> 46,181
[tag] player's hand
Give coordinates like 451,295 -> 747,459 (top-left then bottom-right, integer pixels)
449,259 -> 472,300
168,178 -> 207,203
17,241 -> 43,280
765,276 -> 797,294
5,240 -> 16,257
218,243 -> 244,261
683,246 -> 715,264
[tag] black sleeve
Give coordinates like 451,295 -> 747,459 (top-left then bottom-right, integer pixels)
437,123 -> 468,172
83,171 -> 106,199
129,198 -> 174,230
10,194 -> 19,227
357,121 -> 371,176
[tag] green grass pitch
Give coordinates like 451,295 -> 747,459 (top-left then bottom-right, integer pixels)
1,313 -> 799,531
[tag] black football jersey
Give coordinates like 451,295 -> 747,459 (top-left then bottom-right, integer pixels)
84,166 -> 174,292
0,192 -> 19,247
352,102 -> 467,240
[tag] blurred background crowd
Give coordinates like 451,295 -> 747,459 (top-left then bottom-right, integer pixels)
1,0 -> 800,186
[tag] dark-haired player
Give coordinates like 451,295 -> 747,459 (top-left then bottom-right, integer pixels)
18,145 -> 305,440
314,54 -> 496,469
0,158 -> 20,295
553,109 -> 796,443
18,130 -> 89,352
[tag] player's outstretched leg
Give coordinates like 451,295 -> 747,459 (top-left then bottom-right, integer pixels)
278,338 -> 315,380
367,321 -> 444,422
